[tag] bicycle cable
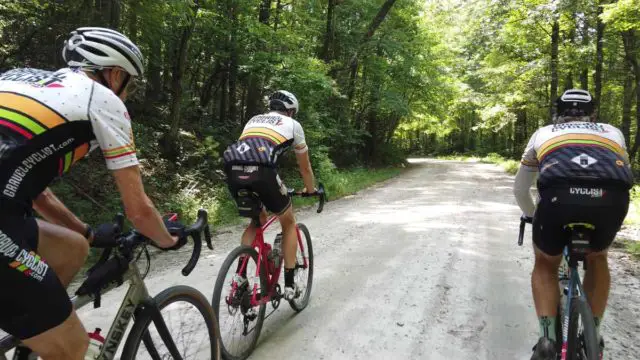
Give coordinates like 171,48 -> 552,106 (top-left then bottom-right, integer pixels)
136,244 -> 151,279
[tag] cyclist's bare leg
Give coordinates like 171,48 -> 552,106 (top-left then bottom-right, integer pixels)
21,313 -> 88,360
18,220 -> 90,359
36,219 -> 89,287
240,209 -> 267,246
532,244 -> 562,317
277,206 -> 297,269
583,249 -> 610,319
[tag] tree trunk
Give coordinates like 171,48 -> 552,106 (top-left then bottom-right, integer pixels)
228,4 -> 239,126
244,0 -> 271,121
219,67 -> 229,126
579,12 -> 589,90
259,0 -> 271,23
594,2 -> 605,120
110,0 -> 120,29
228,58 -> 238,125
515,105 -> 527,151
564,73 -> 574,90
161,4 -> 199,159
622,30 -> 640,160
321,0 -> 336,62
274,0 -> 282,31
348,0 -> 399,101
145,39 -> 162,106
200,61 -> 221,108
363,0 -> 398,41
127,0 -> 138,43
549,20 -> 559,124
621,72 -> 634,146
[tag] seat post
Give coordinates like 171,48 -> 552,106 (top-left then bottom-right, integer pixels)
251,216 -> 261,228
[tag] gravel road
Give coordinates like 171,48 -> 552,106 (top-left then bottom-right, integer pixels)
5,158 -> 638,359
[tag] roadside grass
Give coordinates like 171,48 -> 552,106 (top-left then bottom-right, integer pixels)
436,153 -> 519,175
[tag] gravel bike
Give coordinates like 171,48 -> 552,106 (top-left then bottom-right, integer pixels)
519,218 -> 600,360
1,209 -> 221,360
212,184 -> 326,360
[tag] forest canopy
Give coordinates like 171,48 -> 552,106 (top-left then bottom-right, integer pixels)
1,0 -> 639,221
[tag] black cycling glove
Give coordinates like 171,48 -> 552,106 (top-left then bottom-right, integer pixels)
521,214 -> 533,224
92,223 -> 120,248
163,218 -> 187,251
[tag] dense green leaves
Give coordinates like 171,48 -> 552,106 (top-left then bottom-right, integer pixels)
400,0 -> 640,162
2,0 -> 640,222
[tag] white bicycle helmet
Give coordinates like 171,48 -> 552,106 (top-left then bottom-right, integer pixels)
556,89 -> 594,117
62,27 -> 144,77
269,90 -> 299,116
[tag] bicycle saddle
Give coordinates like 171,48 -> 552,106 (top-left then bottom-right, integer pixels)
563,223 -> 596,260
235,189 -> 263,218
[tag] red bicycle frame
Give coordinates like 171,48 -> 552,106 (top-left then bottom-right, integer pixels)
236,215 -> 308,307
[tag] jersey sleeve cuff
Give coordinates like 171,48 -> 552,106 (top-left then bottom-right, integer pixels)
105,155 -> 140,170
520,160 -> 538,168
294,145 -> 308,154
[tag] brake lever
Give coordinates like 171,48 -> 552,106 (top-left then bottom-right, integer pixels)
204,224 -> 213,250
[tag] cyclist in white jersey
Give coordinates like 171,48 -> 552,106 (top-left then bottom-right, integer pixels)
223,90 -> 316,300
0,28 -> 183,360
513,89 -> 632,360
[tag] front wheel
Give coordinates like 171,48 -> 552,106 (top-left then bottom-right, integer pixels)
121,285 -> 221,360
289,223 -> 314,312
566,297 -> 599,360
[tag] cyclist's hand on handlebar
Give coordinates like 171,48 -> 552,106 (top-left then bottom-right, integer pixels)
160,218 -> 187,251
302,187 -> 318,195
520,214 -> 533,224
91,222 -> 120,247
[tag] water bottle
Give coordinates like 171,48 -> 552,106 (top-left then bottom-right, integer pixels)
272,233 -> 283,268
85,328 -> 105,360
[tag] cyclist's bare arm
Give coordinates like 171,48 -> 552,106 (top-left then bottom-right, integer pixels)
112,165 -> 176,248
295,150 -> 316,192
32,187 -> 89,235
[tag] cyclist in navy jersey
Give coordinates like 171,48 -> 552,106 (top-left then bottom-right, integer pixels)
514,89 -> 631,360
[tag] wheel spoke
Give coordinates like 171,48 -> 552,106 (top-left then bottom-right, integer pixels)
214,248 -> 266,359
128,289 -> 215,360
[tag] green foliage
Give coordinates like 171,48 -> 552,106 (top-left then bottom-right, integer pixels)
602,0 -> 640,31
436,153 -> 520,175
480,153 -> 520,175
626,240 -> 640,258
3,0 -> 640,231
624,185 -> 640,225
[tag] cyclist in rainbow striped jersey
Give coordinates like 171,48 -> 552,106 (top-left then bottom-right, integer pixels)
514,89 -> 632,360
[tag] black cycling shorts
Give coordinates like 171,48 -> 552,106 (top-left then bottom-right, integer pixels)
226,165 -> 291,215
533,184 -> 630,256
0,215 -> 72,339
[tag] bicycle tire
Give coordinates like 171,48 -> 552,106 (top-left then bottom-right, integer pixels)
121,285 -> 221,360
212,246 -> 266,360
289,223 -> 314,312
566,297 -> 599,360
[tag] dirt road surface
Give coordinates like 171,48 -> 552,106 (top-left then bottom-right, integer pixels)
11,159 -> 639,359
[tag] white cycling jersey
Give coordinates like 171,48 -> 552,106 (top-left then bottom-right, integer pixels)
0,67 -> 138,204
223,111 -> 307,166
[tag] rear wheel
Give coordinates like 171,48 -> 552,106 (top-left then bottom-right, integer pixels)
289,223 -> 313,312
121,285 -> 220,360
566,298 -> 599,360
212,246 -> 267,360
